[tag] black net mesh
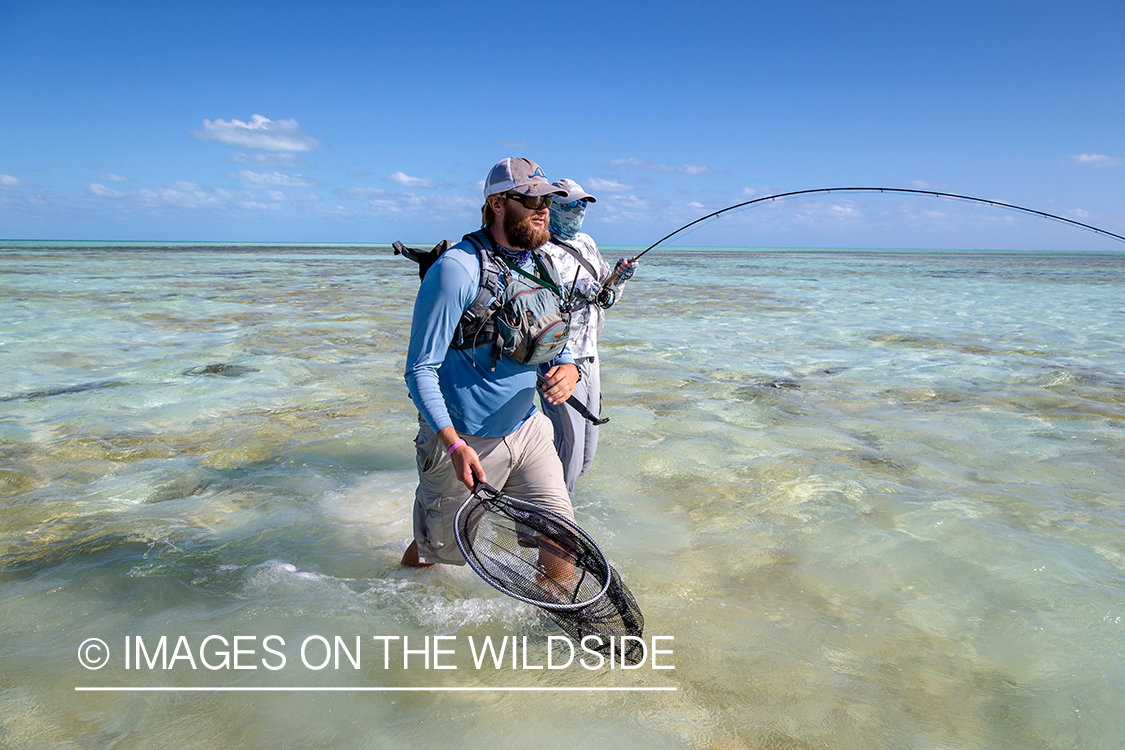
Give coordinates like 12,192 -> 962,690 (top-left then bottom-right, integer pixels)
541,564 -> 646,666
455,483 -> 646,665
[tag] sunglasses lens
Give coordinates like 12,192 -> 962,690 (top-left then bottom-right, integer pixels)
558,199 -> 585,210
507,193 -> 551,210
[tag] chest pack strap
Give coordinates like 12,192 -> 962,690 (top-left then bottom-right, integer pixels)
450,230 -> 507,368
501,252 -> 565,299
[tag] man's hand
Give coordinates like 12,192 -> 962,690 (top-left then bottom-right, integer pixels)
612,257 -> 637,282
540,363 -> 580,405
438,427 -> 486,490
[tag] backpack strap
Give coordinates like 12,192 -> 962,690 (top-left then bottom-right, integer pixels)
451,230 -> 508,369
461,229 -> 505,324
550,238 -> 602,284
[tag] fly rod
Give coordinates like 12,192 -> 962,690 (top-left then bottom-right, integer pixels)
601,186 -> 1125,286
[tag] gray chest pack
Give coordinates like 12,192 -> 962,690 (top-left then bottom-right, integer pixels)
401,230 -> 571,370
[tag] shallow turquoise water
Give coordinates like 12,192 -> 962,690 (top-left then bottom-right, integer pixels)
2,243 -> 1124,749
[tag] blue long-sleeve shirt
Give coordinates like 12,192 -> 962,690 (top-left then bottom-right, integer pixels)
404,238 -> 574,438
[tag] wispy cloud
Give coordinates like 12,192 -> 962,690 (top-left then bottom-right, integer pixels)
1071,153 -> 1123,168
87,183 -> 125,197
586,177 -> 633,192
230,170 -> 317,188
235,200 -> 282,211
609,157 -> 711,175
134,186 -> 221,208
339,187 -> 479,217
343,187 -> 390,200
231,152 -> 312,167
193,115 -> 323,152
609,158 -> 652,171
792,199 -> 861,222
386,171 -> 437,188
84,182 -> 224,208
98,173 -> 130,182
0,173 -> 21,188
910,179 -> 955,191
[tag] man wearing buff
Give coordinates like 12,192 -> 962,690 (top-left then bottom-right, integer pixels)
401,157 -> 580,568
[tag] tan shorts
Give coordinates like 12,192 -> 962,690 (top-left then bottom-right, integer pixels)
412,411 -> 574,565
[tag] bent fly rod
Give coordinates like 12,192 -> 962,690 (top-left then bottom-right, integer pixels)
606,187 -> 1125,283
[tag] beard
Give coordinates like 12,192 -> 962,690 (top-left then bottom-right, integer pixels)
503,209 -> 550,251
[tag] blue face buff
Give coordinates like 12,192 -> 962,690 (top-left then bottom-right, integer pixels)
549,200 -> 587,239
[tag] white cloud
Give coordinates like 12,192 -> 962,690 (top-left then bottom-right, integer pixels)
344,186 -> 389,199
828,203 -> 859,217
82,181 -> 242,210
337,187 -> 479,218
231,170 -> 317,188
386,171 -> 438,188
265,190 -> 321,202
231,152 -> 311,167
608,157 -> 711,175
791,199 -> 861,223
0,173 -> 20,188
586,177 -> 633,192
193,115 -> 322,152
610,157 -> 654,171
135,186 -> 219,208
1071,153 -> 1123,168
98,173 -> 129,182
740,186 -> 760,196
910,179 -> 954,191
87,183 -> 124,197
74,175 -> 328,216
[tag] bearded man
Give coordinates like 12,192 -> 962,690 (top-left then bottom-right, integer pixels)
401,157 -> 580,567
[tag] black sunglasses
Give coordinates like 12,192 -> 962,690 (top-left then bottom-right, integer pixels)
504,193 -> 554,210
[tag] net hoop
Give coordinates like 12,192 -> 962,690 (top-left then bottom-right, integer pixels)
454,483 -> 613,611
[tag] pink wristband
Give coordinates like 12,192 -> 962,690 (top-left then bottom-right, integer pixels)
447,439 -> 466,456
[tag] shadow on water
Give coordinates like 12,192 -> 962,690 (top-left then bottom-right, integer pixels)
0,379 -> 127,403
0,363 -> 260,403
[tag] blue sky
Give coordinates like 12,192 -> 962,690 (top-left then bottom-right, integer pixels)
2,0 -> 1122,250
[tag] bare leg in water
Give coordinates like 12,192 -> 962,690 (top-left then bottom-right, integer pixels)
401,540 -> 433,568
535,538 -> 576,596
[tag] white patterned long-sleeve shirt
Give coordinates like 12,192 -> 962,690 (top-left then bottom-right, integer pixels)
540,233 -> 614,359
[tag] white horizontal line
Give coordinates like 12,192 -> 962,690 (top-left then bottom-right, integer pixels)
75,686 -> 677,692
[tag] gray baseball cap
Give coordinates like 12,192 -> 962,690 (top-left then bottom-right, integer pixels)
483,157 -> 569,198
551,178 -> 597,203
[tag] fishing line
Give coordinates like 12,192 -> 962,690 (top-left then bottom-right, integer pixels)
632,187 -> 1125,260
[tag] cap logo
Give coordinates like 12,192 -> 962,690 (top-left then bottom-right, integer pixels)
530,166 -> 546,179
